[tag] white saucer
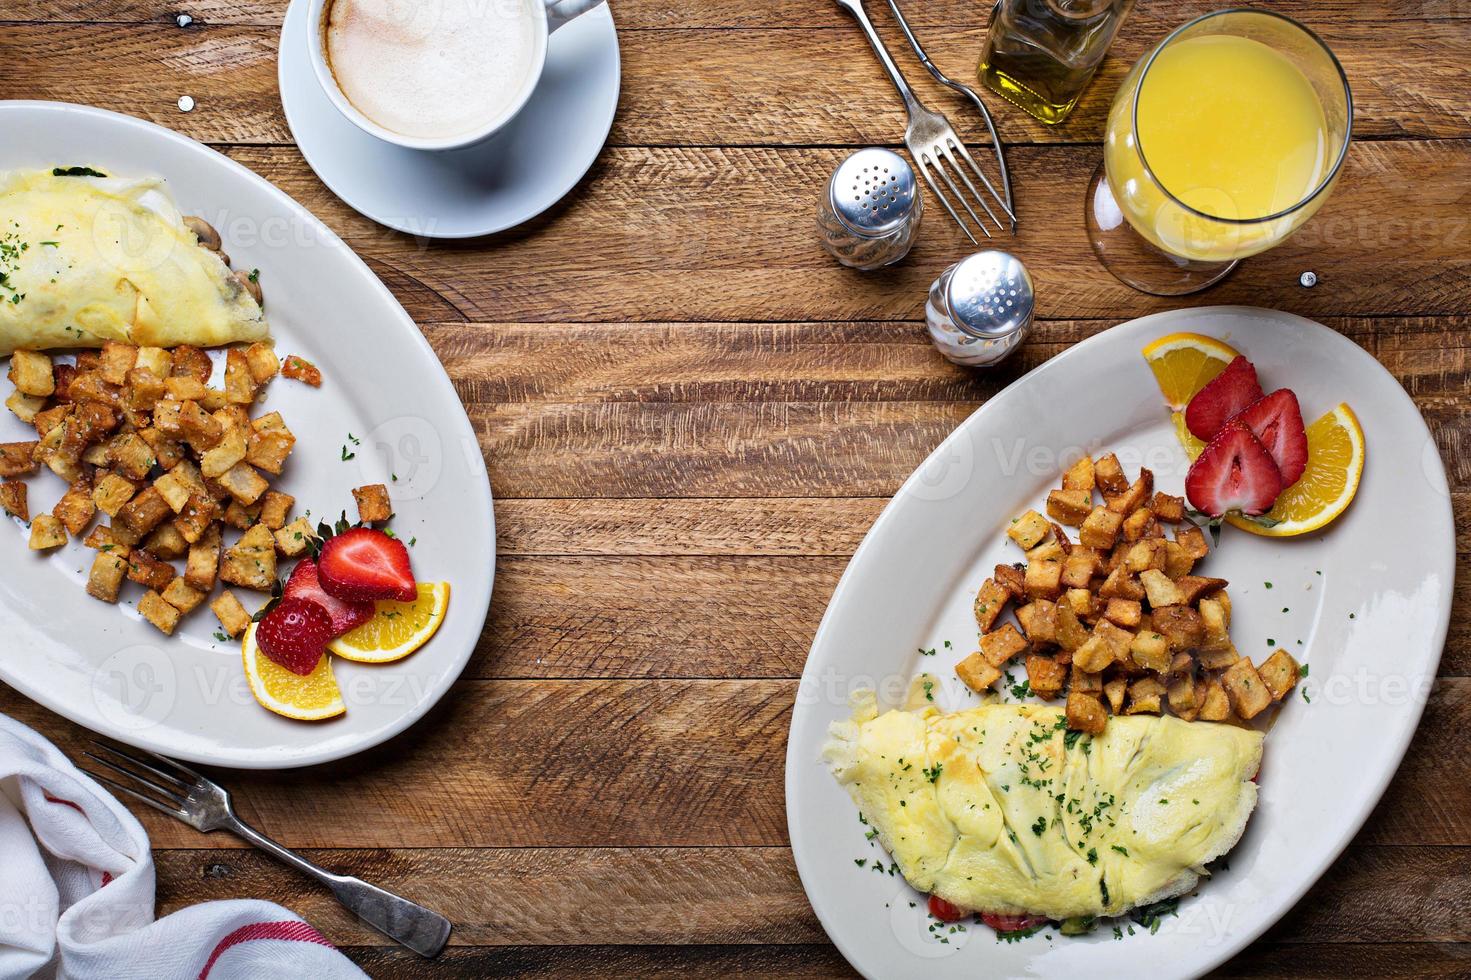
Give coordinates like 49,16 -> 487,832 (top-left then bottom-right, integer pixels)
277,0 -> 620,239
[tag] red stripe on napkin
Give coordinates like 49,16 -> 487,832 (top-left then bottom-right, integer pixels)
43,793 -> 84,813
197,920 -> 334,979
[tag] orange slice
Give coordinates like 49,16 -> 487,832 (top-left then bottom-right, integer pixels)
329,582 -> 450,664
1226,403 -> 1364,537
242,623 -> 346,721
1171,411 -> 1207,462
1141,333 -> 1240,411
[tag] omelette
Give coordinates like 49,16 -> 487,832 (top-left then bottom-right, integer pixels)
824,685 -> 1262,920
0,168 -> 267,355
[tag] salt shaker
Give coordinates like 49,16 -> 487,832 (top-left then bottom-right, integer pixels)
926,250 -> 1034,366
817,148 -> 922,270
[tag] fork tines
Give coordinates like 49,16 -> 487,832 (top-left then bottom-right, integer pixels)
914,134 -> 1011,245
82,740 -> 202,823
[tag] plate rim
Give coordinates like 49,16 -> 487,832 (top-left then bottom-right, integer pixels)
0,99 -> 496,769
785,305 -> 1454,977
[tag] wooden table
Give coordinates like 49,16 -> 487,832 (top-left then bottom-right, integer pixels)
2,1 -> 1469,975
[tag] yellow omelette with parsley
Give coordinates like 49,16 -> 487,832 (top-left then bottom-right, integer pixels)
824,687 -> 1262,920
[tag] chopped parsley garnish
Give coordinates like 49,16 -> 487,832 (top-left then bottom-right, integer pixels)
1130,898 -> 1179,934
1264,581 -> 1273,589
922,679 -> 935,702
1111,845 -> 1129,856
1086,847 -> 1098,865
1299,663 -> 1310,677
248,268 -> 260,283
995,923 -> 1046,943
212,631 -> 229,642
1064,729 -> 1084,749
923,763 -> 943,783
1009,678 -> 1031,700
1301,687 -> 1312,703
919,647 -> 936,656
340,445 -> 356,461
52,166 -> 107,177
1031,816 -> 1046,836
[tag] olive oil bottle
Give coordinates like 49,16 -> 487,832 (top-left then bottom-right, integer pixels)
979,0 -> 1135,125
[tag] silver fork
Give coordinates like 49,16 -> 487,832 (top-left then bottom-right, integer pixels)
83,741 -> 452,959
833,0 -> 1015,244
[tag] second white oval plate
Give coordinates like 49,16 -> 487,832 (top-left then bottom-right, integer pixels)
0,101 -> 495,769
786,307 -> 1453,978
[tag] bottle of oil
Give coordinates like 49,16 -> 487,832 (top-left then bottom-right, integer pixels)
979,0 -> 1135,126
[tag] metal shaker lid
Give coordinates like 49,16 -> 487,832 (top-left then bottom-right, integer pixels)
829,148 -> 918,238
946,250 -> 1034,340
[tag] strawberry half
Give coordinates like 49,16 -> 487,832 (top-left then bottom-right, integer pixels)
1233,389 -> 1308,487
284,557 -> 375,637
1185,423 -> 1284,517
1185,356 -> 1264,442
316,527 -> 417,602
256,597 -> 334,676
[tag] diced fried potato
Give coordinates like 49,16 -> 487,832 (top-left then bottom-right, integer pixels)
973,578 -> 1011,632
198,387 -> 228,412
9,349 -> 56,396
1078,506 -> 1123,549
222,498 -> 262,530
1094,453 -> 1127,494
282,354 -> 322,386
955,651 -> 1001,694
1097,565 -> 1144,601
174,493 -> 220,544
1175,525 -> 1209,560
178,400 -> 223,453
107,431 -> 155,480
85,551 -> 130,603
1103,598 -> 1141,629
0,479 -> 28,521
99,341 -> 138,385
6,389 -> 46,422
1167,672 -> 1197,713
89,473 -> 136,518
213,405 -> 251,431
1222,658 -> 1272,719
258,490 -> 294,530
1066,691 -> 1107,734
1199,597 -> 1231,649
138,589 -> 182,635
1046,489 -> 1093,526
28,513 -> 67,550
217,462 -> 268,505
126,550 -> 177,592
170,345 -> 213,384
274,516 -> 318,557
161,577 -> 207,614
51,363 -> 76,401
1151,492 -> 1185,523
1026,654 -> 1067,699
246,412 -> 296,475
211,590 -> 252,637
124,367 -> 166,411
31,404 -> 70,437
224,349 -> 257,405
1024,559 -> 1063,599
1125,676 -> 1166,715
107,521 -> 143,548
81,443 -> 109,467
67,371 -> 122,407
1123,539 -> 1167,573
352,484 -> 391,524
0,440 -> 39,478
244,343 -> 280,384
185,523 -> 222,591
1061,549 -> 1100,589
153,467 -> 196,513
1072,634 -> 1113,673
1128,630 -> 1171,673
1055,602 -> 1089,651
1176,575 -> 1228,606
116,486 -> 171,536
981,624 -> 1029,667
1198,679 -> 1232,721
1007,509 -> 1051,550
220,524 -> 278,591
1025,538 -> 1065,563
138,427 -> 186,470
1017,600 -> 1058,645
1139,568 -> 1185,608
1061,456 -> 1094,492
1258,649 -> 1301,701
1106,471 -> 1153,515
1120,507 -> 1155,542
134,346 -> 172,377
993,563 -> 1025,598
199,424 -> 247,479
1070,664 -> 1104,695
52,475 -> 97,536
1151,605 -> 1205,650
153,399 -> 184,437
1162,540 -> 1195,579
165,376 -> 209,402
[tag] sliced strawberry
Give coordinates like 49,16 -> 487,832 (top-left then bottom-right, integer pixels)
284,558 -> 375,637
1185,356 -> 1264,441
928,895 -> 968,922
1185,423 -> 1283,517
1233,389 -> 1308,486
256,597 -> 334,676
979,911 -> 1049,933
317,527 -> 417,602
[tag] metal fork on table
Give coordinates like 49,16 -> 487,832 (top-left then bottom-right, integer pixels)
833,0 -> 1015,244
83,741 -> 452,959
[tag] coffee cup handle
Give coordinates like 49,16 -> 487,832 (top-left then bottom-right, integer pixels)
545,0 -> 604,33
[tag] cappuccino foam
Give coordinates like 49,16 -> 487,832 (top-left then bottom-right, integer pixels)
325,0 -> 539,140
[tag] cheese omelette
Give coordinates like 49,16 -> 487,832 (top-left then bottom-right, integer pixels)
0,168 -> 267,355
824,687 -> 1262,920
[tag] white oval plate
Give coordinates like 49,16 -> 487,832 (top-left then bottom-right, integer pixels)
786,307 -> 1453,978
0,101 -> 495,769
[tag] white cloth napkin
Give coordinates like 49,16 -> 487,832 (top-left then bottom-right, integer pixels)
0,714 -> 370,980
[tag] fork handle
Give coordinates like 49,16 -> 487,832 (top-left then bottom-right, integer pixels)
832,0 -> 926,117
232,820 -> 453,958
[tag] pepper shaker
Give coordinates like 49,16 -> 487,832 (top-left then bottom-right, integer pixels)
817,148 -> 922,270
926,250 -> 1034,366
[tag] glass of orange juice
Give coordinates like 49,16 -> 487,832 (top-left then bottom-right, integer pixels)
1086,9 -> 1352,295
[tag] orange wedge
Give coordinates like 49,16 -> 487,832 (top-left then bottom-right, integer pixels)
1227,403 -> 1364,537
242,623 -> 346,721
329,582 -> 450,664
1171,411 -> 1208,462
1141,333 -> 1240,410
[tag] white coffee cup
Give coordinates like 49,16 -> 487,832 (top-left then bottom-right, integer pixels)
307,0 -> 604,152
